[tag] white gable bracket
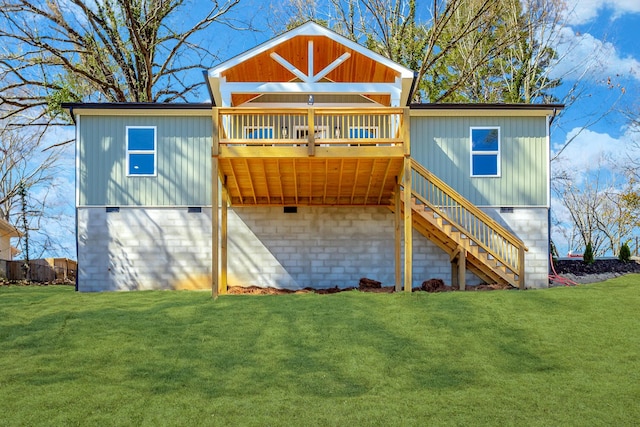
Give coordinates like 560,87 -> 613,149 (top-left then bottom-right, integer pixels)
270,52 -> 310,83
313,52 -> 351,82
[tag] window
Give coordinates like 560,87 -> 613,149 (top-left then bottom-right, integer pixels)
470,127 -> 500,177
127,126 -> 156,176
243,126 -> 274,139
349,126 -> 378,139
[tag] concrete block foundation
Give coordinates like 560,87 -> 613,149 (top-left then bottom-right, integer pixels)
77,206 -> 549,291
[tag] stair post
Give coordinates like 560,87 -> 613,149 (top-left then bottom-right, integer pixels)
403,108 -> 412,292
450,247 -> 466,291
394,182 -> 402,292
518,245 -> 526,289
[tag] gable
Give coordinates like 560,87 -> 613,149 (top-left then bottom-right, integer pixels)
207,22 -> 414,107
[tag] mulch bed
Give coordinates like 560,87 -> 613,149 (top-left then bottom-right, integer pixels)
553,258 -> 640,276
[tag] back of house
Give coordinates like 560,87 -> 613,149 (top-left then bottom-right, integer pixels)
67,22 -> 560,292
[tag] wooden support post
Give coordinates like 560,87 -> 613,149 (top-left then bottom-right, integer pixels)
221,177 -> 228,295
458,248 -> 466,291
451,261 -> 459,290
402,108 -> 412,293
394,182 -> 401,292
450,248 -> 460,290
211,108 -> 220,299
518,245 -> 526,290
308,108 -> 316,157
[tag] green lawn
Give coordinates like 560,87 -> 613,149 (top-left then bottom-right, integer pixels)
1,278 -> 639,426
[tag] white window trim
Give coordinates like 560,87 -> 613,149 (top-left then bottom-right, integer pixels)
126,126 -> 157,177
470,126 -> 501,178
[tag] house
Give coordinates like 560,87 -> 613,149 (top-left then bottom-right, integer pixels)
0,218 -> 21,280
0,218 -> 21,262
65,22 -> 561,293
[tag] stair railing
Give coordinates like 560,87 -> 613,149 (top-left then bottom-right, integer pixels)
408,160 -> 527,288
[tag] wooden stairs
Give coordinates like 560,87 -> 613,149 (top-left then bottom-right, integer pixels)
393,160 -> 527,289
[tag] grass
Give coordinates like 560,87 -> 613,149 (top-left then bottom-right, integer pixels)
1,277 -> 639,426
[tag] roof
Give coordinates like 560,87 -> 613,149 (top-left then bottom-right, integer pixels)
62,102 -> 213,120
206,21 -> 415,107
410,102 -> 564,117
410,103 -> 564,110
0,218 -> 21,238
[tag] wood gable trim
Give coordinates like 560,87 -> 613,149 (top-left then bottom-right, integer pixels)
207,22 -> 414,107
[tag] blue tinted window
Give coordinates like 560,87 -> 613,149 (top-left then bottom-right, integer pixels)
471,127 -> 499,177
128,128 -> 155,150
471,128 -> 498,151
246,127 -> 273,139
127,127 -> 155,176
349,127 -> 376,138
129,154 -> 155,175
472,155 -> 498,176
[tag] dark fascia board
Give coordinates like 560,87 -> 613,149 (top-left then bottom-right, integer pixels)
62,102 -> 213,110
410,102 -> 564,111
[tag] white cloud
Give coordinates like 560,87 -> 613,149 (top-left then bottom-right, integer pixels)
564,0 -> 640,25
553,128 -> 620,174
551,26 -> 640,82
552,125 -> 640,180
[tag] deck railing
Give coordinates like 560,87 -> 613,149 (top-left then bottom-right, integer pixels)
217,107 -> 404,146
409,160 -> 527,288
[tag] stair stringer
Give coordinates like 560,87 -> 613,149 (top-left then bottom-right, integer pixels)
394,197 -> 520,288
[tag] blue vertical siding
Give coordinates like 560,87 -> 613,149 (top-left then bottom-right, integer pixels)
78,115 -> 212,206
410,116 -> 548,206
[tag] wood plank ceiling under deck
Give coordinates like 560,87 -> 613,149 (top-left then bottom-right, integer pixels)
219,157 -> 404,206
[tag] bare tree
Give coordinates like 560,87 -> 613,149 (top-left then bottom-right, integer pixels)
553,154 -> 640,257
0,0 -> 245,125
273,0 -> 565,103
0,121 -> 68,258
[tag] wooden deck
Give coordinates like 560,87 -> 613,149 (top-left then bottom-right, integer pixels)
214,107 -> 407,207
211,107 -> 526,296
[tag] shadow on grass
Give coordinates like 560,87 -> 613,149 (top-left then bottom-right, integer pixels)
1,288 -> 565,400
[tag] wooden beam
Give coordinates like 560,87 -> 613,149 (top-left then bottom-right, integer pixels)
458,248 -> 466,291
378,159 -> 393,204
403,107 -> 412,293
308,108 -> 316,157
227,160 -> 242,204
518,245 -> 526,290
451,262 -> 458,290
395,182 -> 401,292
221,178 -> 228,295
293,161 -> 299,204
364,159 -> 375,204
211,109 -> 220,299
337,159 -> 344,202
244,158 -> 257,204
323,159 -> 328,204
277,160 -> 284,204
403,163 -> 412,293
219,145 -> 404,158
351,159 -> 361,204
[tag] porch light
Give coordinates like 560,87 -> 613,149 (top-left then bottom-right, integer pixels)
307,94 -> 314,105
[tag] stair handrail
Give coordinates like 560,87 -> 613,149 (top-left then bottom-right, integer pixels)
409,159 -> 527,287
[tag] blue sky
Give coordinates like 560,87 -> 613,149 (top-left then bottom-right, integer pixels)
547,0 -> 640,254
39,0 -> 640,260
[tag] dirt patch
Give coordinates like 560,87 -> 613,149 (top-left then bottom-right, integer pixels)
226,276 -> 515,295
